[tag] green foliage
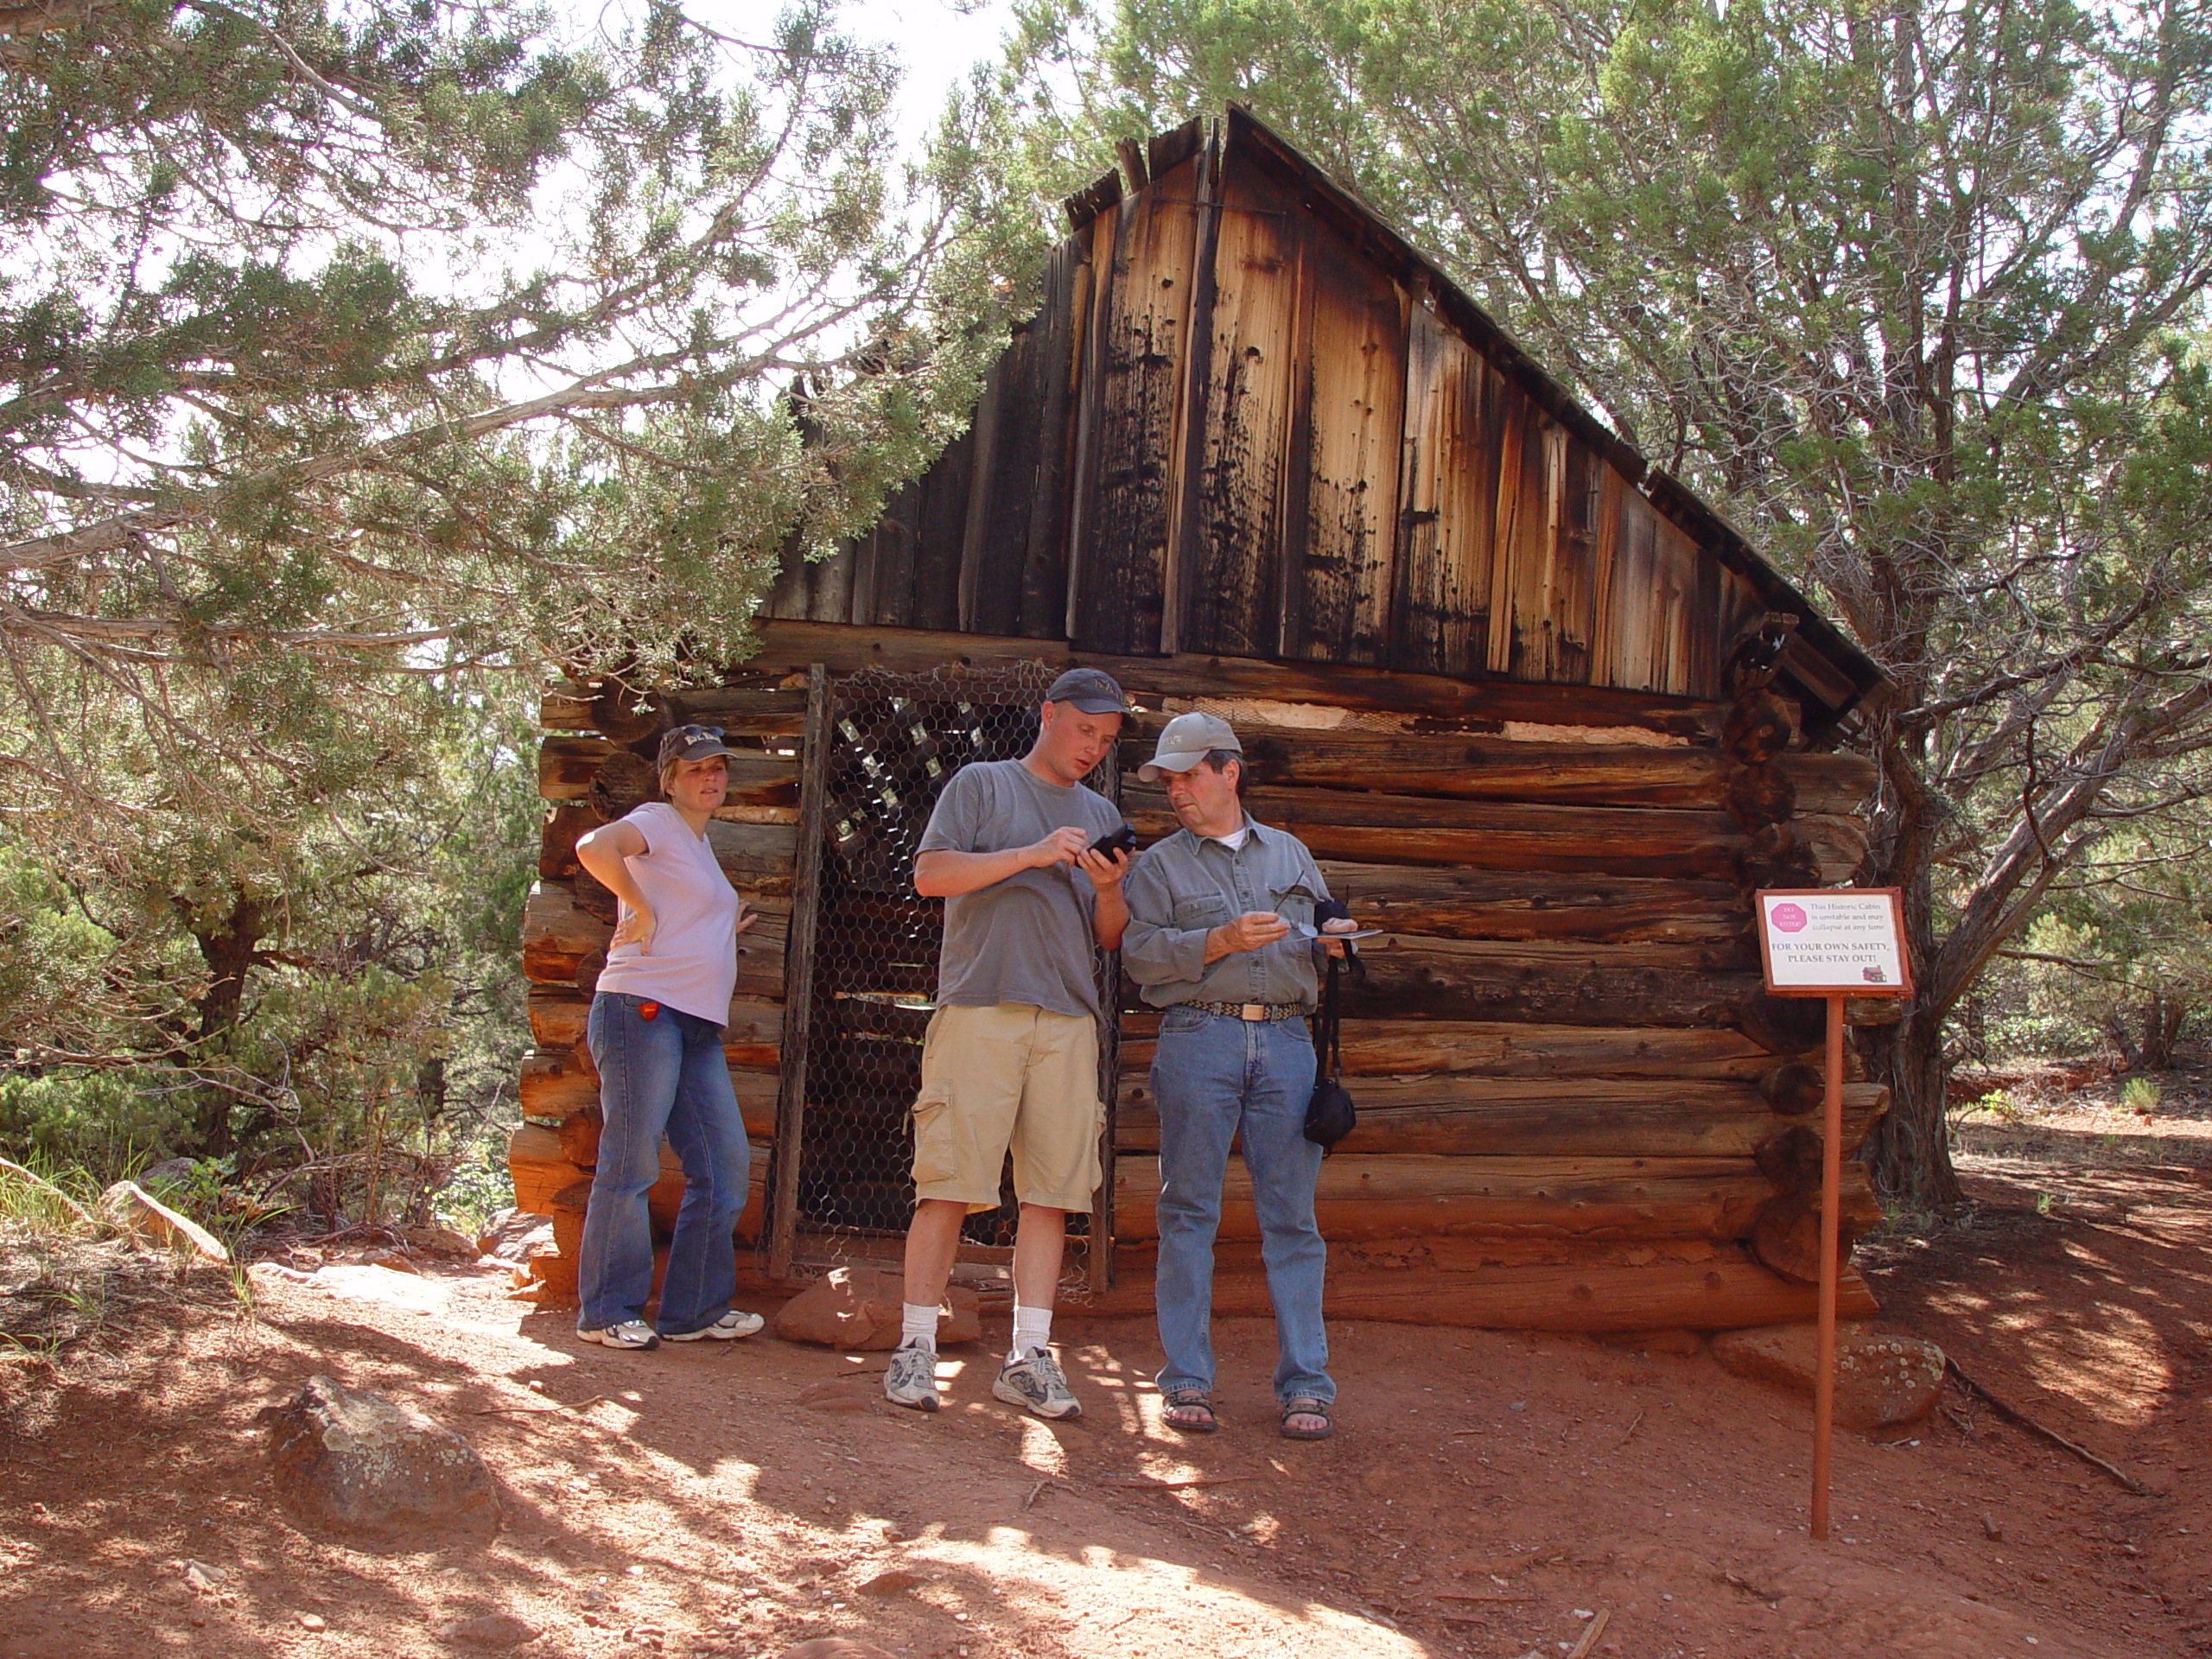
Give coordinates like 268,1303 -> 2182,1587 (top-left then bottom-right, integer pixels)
1959,1088 -> 2024,1126
0,1149 -> 105,1234
3,0 -> 1011,819
1982,817 -> 2212,1066
0,1073 -> 192,1182
436,1132 -> 527,1236
0,684 -> 540,1190
0,2 -> 1017,1213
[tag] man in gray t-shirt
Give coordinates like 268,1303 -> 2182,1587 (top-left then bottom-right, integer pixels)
921,757 -> 1123,1019
884,668 -> 1133,1422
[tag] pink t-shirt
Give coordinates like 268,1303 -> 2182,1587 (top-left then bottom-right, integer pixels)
593,802 -> 741,1024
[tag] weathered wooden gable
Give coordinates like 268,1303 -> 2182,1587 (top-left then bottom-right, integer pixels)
764,109 -> 1879,732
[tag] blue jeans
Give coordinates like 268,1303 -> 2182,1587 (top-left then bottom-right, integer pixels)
1151,1007 -> 1333,1404
577,993 -> 751,1335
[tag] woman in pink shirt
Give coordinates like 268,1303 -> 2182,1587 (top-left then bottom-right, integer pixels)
570,725 -> 766,1350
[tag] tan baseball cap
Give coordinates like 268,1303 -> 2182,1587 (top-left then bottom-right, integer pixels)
1139,711 -> 1241,781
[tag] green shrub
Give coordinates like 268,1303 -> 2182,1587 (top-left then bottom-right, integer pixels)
0,1071 -> 194,1185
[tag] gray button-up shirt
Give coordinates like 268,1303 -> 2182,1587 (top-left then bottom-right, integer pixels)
1122,817 -> 1333,1012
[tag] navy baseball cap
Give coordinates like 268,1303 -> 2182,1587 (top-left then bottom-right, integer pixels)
1046,668 -> 1132,714
657,723 -> 737,768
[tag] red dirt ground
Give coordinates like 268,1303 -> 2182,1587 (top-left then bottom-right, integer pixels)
2,1102 -> 2207,1659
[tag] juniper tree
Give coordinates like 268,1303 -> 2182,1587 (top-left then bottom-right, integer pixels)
0,0 -> 1011,1166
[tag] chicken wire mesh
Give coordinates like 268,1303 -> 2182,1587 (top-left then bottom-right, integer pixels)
764,661 -> 1122,1293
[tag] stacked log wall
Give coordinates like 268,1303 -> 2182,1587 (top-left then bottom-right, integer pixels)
513,639 -> 1892,1326
514,638 -> 1891,1329
1076,672 -> 1890,1328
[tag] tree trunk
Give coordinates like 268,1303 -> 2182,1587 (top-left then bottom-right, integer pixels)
2104,1010 -> 2145,1071
1861,731 -> 1967,1205
1862,1005 -> 1964,1208
179,893 -> 265,1158
2140,993 -> 2186,1072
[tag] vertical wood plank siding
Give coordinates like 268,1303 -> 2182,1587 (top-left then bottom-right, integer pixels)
1393,303 -> 1497,677
1180,154 -> 1304,658
1284,215 -> 1408,664
1020,244 -> 1085,639
957,340 -> 1020,635
1068,155 -> 1204,655
910,425 -> 974,633
760,114 -> 1882,728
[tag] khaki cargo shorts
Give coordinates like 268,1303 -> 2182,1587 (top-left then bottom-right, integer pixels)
911,1003 -> 1103,1214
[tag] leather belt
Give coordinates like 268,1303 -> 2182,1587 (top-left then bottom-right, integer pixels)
1185,1001 -> 1306,1022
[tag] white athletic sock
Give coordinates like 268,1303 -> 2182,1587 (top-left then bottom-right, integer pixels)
1009,1303 -> 1052,1362
900,1302 -> 939,1351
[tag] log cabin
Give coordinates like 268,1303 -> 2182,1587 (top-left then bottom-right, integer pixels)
510,107 -> 1897,1334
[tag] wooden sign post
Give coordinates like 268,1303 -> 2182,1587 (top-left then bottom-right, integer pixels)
1753,887 -> 1911,1541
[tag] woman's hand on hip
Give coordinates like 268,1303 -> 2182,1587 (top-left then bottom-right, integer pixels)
734,899 -> 758,938
612,901 -> 657,955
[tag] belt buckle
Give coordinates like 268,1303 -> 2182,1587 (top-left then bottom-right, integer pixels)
1240,1003 -> 1266,1021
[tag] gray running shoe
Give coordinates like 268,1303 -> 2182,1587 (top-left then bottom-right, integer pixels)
883,1340 -> 942,1412
664,1309 -> 765,1342
993,1347 -> 1081,1421
578,1319 -> 659,1351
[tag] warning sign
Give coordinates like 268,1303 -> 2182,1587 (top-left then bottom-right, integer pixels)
1756,888 -> 1911,997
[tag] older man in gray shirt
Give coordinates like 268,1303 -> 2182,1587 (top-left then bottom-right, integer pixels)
1122,713 -> 1355,1441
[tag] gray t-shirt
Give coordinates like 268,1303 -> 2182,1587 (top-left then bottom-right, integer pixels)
917,759 -> 1122,1020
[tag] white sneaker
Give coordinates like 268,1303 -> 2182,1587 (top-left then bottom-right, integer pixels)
993,1348 -> 1080,1420
664,1309 -> 766,1342
578,1319 -> 659,1351
883,1339 -> 942,1412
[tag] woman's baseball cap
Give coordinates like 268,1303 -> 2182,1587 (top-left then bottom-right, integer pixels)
657,723 -> 738,768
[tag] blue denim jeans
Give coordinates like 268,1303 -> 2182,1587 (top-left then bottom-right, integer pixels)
577,993 -> 751,1335
1151,1007 -> 1333,1404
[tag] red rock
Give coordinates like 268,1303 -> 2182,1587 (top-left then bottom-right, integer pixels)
262,1375 -> 497,1537
1711,1321 -> 1946,1430
772,1267 -> 981,1350
435,1611 -> 538,1648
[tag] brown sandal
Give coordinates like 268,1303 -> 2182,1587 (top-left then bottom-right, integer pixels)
1280,1397 -> 1333,1440
1163,1389 -> 1218,1433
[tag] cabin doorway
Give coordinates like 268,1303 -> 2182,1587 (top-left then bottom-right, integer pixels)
766,661 -> 1120,1293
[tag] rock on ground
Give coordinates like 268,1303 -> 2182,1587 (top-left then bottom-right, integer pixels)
474,1210 -> 552,1263
436,1611 -> 539,1648
402,1223 -> 482,1256
1712,1321 -> 1946,1430
99,1180 -> 228,1262
779,1641 -> 899,1659
261,1374 -> 497,1537
772,1267 -> 981,1351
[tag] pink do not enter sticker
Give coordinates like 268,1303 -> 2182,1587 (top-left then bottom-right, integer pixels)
1770,902 -> 1808,933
